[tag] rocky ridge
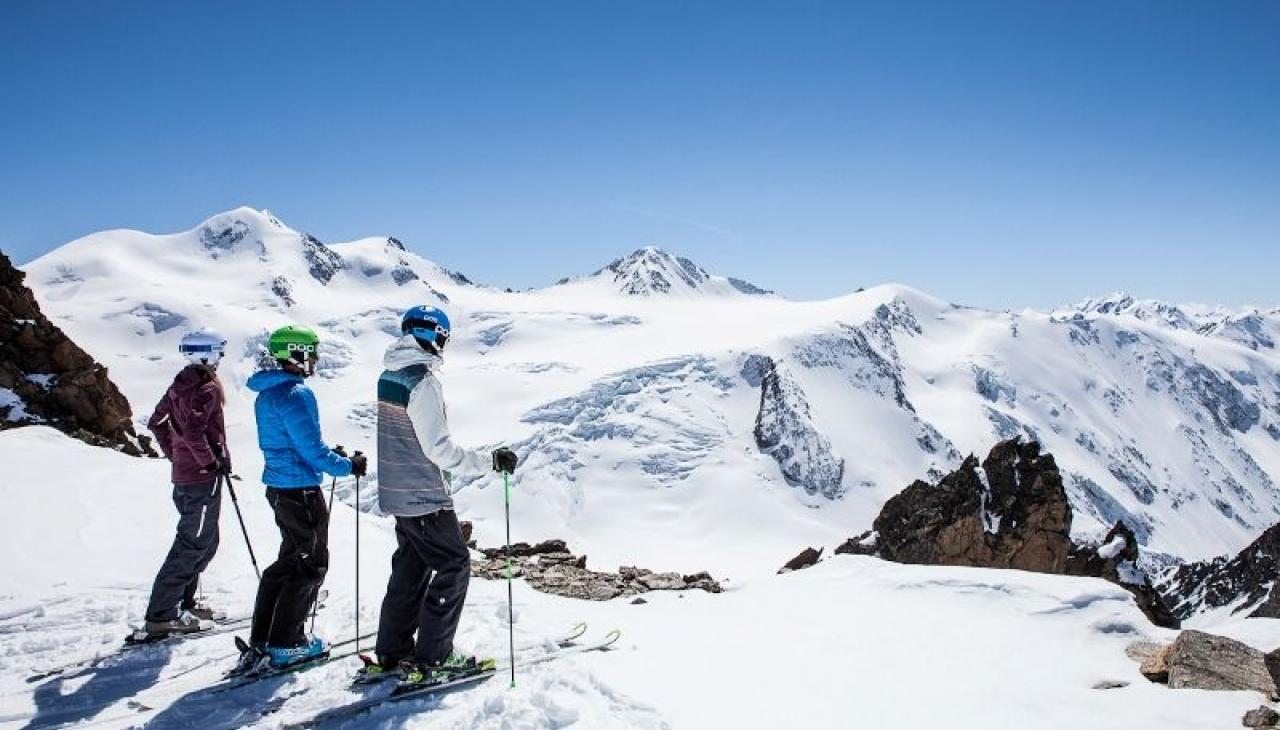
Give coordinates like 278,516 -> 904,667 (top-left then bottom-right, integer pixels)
0,252 -> 152,455
797,439 -> 1178,627
1161,522 -> 1280,621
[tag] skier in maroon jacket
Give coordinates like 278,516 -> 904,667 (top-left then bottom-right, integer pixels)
141,329 -> 232,637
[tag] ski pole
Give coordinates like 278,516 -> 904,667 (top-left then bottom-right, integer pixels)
353,471 -> 362,654
503,469 -> 516,688
224,474 -> 262,580
309,475 -> 338,634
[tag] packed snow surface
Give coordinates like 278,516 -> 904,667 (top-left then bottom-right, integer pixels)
0,428 -> 1265,729
4,207 -> 1280,728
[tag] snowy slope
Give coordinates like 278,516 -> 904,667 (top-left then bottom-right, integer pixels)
19,207 -> 1280,574
0,428 -> 1266,730
6,206 -> 1280,728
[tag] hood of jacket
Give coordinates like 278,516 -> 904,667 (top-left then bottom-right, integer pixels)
247,368 -> 304,393
171,364 -> 213,395
383,334 -> 440,372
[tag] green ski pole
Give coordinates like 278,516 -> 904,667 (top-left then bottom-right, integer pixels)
503,469 -> 516,688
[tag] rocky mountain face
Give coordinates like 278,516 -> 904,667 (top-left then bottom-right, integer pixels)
834,439 -> 1178,627
0,252 -> 152,455
1072,293 -> 1279,352
751,356 -> 845,499
1160,522 -> 1280,621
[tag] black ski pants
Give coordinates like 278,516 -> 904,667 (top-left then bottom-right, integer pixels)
145,479 -> 222,622
375,509 -> 470,666
250,486 -> 329,647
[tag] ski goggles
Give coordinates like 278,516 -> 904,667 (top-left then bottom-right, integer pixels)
179,343 -> 226,354
405,320 -> 450,347
284,342 -> 319,361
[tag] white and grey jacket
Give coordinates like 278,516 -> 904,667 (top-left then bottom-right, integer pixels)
376,336 -> 489,517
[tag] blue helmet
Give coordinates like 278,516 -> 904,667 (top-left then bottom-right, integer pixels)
401,305 -> 451,354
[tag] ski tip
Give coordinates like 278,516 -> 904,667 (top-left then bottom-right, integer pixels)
25,669 -> 59,683
123,630 -> 151,646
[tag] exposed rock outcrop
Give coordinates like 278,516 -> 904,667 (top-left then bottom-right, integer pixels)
1244,706 -> 1280,728
471,539 -> 722,601
873,440 -> 1073,572
1161,522 -> 1280,621
1165,631 -> 1279,697
0,252 -> 153,455
779,547 -> 823,574
753,356 -> 845,499
834,531 -> 879,557
1139,643 -> 1173,683
835,438 -> 1178,627
1064,521 -> 1181,629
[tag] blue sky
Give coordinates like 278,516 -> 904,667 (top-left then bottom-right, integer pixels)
1,1 -> 1277,308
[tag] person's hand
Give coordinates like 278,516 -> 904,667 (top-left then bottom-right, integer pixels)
333,445 -> 348,458
201,453 -> 230,476
350,451 -> 368,477
492,447 -> 518,474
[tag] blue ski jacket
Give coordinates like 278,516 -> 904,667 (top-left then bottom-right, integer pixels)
247,369 -> 353,488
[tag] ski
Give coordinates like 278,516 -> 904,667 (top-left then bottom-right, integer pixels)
25,590 -> 320,683
350,620 -> 591,686
5,630 -> 381,730
210,629 -> 380,693
282,630 -> 622,729
26,615 -> 253,683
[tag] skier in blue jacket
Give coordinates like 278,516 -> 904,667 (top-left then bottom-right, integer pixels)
232,325 -> 367,675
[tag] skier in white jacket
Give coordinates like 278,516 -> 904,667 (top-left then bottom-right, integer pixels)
360,305 -> 518,685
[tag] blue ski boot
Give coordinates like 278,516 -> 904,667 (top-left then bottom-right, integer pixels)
266,636 -> 328,670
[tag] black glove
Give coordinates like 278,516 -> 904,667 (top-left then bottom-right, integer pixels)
202,452 -> 231,476
333,445 -> 348,458
350,451 -> 368,477
492,447 -> 518,474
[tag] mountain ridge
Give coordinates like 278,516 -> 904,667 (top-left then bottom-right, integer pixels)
19,207 -> 1280,576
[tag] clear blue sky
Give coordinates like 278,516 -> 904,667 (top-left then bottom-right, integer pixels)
1,1 -> 1277,308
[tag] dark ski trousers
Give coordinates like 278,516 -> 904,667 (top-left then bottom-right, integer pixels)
145,479 -> 222,622
375,509 -> 470,666
250,486 -> 329,647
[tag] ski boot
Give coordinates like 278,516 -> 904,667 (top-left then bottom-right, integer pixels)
352,654 -> 404,685
398,651 -> 494,688
183,601 -> 227,623
265,636 -> 329,670
227,637 -> 270,677
133,610 -> 212,642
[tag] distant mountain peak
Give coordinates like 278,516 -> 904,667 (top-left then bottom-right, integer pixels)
598,247 -> 711,295
573,246 -> 772,297
1071,292 -> 1199,330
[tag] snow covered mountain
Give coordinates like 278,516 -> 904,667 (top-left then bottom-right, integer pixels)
19,207 -> 1280,575
8,206 -> 1280,729
550,245 -> 772,297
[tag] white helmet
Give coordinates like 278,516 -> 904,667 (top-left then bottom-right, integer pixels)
179,328 -> 227,367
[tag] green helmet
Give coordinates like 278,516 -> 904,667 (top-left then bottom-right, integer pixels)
268,325 -> 320,364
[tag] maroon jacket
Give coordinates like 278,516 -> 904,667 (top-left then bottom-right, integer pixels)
147,365 -> 229,486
